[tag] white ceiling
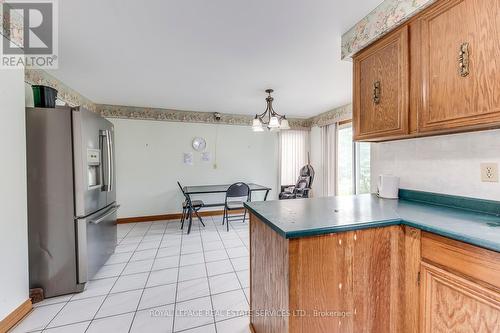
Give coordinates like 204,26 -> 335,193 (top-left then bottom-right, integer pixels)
48,0 -> 382,118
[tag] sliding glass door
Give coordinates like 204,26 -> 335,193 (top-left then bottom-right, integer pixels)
337,124 -> 354,195
337,122 -> 371,195
355,141 -> 371,194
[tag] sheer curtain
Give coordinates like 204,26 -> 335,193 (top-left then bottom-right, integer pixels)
320,123 -> 336,196
279,130 -> 309,186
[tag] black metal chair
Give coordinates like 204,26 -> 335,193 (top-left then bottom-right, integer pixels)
279,164 -> 315,199
177,181 -> 205,234
222,182 -> 250,232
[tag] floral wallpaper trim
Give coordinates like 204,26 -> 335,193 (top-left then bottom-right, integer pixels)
24,69 -> 347,129
309,104 -> 352,127
341,0 -> 437,59
25,69 -> 98,112
1,1 -> 24,48
98,104 -> 312,130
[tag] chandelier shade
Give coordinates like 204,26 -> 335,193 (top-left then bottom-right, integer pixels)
252,89 -> 289,132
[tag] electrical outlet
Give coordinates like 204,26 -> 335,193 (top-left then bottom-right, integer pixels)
481,163 -> 499,182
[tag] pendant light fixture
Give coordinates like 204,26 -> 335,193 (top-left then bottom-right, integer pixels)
252,89 -> 290,132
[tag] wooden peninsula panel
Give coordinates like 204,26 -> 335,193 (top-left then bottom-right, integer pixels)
352,227 -> 404,333
288,231 -> 354,333
249,213 -> 421,333
250,214 -> 290,333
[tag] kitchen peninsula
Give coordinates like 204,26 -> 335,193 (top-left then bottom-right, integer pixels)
245,191 -> 500,333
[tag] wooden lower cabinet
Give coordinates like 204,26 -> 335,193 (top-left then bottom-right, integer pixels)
249,214 -> 421,333
351,226 -> 409,333
420,232 -> 500,333
287,230 -> 354,333
420,262 -> 500,333
249,215 -> 500,333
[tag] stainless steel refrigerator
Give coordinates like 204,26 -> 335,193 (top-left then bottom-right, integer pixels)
27,106 -> 119,297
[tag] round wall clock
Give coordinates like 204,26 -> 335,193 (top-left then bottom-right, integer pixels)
192,137 -> 207,151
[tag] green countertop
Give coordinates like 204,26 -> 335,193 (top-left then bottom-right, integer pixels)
244,192 -> 500,252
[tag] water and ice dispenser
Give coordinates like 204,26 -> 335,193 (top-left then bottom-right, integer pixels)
87,148 -> 101,188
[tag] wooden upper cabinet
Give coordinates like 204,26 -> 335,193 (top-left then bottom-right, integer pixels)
415,0 -> 500,132
352,0 -> 500,141
353,26 -> 409,141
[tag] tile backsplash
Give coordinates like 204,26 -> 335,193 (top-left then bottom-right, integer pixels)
371,129 -> 500,201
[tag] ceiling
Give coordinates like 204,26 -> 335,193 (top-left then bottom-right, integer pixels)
48,0 -> 382,118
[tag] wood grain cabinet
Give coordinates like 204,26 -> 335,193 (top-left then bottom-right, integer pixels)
353,0 -> 500,141
353,26 -> 409,141
250,215 -> 421,333
420,263 -> 500,332
414,0 -> 500,133
250,214 -> 500,333
351,226 -> 414,333
420,233 -> 500,333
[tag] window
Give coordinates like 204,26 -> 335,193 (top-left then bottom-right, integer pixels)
279,130 -> 309,186
336,122 -> 371,195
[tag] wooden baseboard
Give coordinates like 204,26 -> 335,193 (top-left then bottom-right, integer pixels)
0,299 -> 32,333
117,209 -> 245,224
117,214 -> 175,224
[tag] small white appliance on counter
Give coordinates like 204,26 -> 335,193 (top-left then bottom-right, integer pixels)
377,175 -> 400,199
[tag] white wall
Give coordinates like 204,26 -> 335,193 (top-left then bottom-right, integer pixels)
0,53 -> 29,318
371,130 -> 500,200
109,118 -> 280,218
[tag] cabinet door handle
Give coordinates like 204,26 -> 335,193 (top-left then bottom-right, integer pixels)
373,81 -> 381,104
458,42 -> 470,77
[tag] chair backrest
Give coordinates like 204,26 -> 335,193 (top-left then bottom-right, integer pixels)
296,164 -> 315,189
225,182 -> 250,202
296,179 -> 308,189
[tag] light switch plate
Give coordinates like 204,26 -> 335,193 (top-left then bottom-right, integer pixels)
481,163 -> 499,182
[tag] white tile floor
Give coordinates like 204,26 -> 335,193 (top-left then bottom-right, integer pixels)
11,216 -> 251,333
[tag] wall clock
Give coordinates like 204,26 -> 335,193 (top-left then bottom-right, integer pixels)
192,137 -> 207,151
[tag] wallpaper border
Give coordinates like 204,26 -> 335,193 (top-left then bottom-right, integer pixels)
24,70 -> 348,130
25,69 -> 97,112
341,0 -> 436,59
24,69 -> 349,129
99,104 -> 312,130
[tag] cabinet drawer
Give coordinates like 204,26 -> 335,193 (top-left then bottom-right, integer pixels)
421,232 -> 500,290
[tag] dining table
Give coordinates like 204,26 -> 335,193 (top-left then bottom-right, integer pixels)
182,183 -> 271,233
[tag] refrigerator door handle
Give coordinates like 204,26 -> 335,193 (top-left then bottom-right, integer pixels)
89,205 -> 120,225
100,130 -> 112,192
108,129 -> 114,193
